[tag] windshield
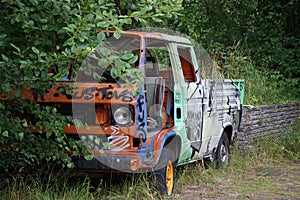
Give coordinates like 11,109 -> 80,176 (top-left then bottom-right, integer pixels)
107,35 -> 140,53
77,35 -> 141,83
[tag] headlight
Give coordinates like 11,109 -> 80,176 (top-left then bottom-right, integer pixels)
113,107 -> 133,126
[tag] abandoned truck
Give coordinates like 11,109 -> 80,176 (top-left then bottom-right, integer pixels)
11,31 -> 244,195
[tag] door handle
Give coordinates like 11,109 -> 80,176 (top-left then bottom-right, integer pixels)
176,107 -> 181,119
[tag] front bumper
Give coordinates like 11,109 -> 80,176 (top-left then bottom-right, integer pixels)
71,150 -> 156,173
72,155 -> 134,172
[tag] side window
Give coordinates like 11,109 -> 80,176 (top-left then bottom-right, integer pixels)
145,47 -> 172,74
177,47 -> 196,83
145,39 -> 173,86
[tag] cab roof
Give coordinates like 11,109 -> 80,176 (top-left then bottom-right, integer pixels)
113,31 -> 193,45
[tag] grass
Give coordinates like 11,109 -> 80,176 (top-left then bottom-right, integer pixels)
1,121 -> 299,200
174,121 -> 300,199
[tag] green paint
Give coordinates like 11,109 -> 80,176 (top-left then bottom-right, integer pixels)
234,79 -> 245,104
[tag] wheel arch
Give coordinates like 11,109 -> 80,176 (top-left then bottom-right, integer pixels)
162,135 -> 181,163
223,125 -> 233,144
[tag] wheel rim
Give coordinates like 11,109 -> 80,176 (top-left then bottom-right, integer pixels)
166,160 -> 174,195
220,143 -> 228,164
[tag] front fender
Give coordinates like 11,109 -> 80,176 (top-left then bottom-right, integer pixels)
152,130 -> 176,166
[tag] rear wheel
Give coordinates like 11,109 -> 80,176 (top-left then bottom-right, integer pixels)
215,131 -> 230,167
155,148 -> 176,196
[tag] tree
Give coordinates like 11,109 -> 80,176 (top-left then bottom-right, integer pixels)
175,0 -> 300,103
0,0 -> 183,171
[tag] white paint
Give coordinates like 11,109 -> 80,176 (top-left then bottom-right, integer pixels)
108,126 -> 130,151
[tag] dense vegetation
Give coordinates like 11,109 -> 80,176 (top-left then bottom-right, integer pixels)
0,0 -> 182,171
0,0 -> 299,171
175,0 -> 300,104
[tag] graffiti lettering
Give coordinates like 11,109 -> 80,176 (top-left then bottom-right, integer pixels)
102,89 -> 133,102
63,86 -> 134,102
187,110 -> 202,120
108,126 -> 130,151
136,93 -> 147,141
72,87 -> 95,100
137,94 -> 146,127
186,109 -> 202,150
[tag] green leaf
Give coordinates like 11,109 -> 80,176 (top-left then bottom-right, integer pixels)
59,87 -> 64,93
74,47 -> 82,55
99,149 -> 105,155
29,0 -> 38,6
92,72 -> 103,81
114,59 -> 125,69
95,46 -> 110,57
128,55 -> 138,64
152,17 -> 163,23
19,60 -> 29,68
18,132 -> 24,140
14,88 -> 22,98
45,131 -> 52,139
2,131 -> 8,137
121,53 -> 134,60
31,47 -> 39,54
108,55 -> 119,61
10,43 -> 20,53
95,137 -> 101,145
1,54 -> 8,62
122,18 -> 132,25
83,68 -> 92,76
67,162 -> 74,168
97,32 -> 106,42
80,135 -> 87,141
130,11 -> 140,17
22,119 -> 28,127
88,135 -> 94,140
98,59 -> 109,68
84,155 -> 94,161
65,89 -> 72,95
110,67 -> 118,78
73,119 -> 83,128
113,31 -> 121,39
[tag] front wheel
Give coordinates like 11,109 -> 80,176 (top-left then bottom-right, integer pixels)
215,131 -> 230,167
154,148 -> 176,196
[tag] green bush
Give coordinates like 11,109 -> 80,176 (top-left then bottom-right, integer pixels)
175,0 -> 300,105
0,0 -> 183,172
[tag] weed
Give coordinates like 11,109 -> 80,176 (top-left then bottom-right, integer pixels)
258,121 -> 300,161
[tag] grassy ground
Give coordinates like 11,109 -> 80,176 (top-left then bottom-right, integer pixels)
1,121 -> 299,200
174,149 -> 300,199
174,121 -> 300,199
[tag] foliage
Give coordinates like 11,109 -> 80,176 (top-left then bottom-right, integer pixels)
175,0 -> 300,105
0,99 -> 87,170
207,41 -> 299,105
0,0 -> 183,171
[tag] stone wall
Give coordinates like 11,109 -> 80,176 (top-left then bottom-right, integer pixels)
237,103 -> 300,148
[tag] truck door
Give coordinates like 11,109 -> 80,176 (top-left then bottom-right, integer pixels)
173,45 -> 204,151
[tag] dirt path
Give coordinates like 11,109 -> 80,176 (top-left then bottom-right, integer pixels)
173,159 -> 300,199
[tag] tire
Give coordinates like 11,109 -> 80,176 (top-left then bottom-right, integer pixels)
154,148 -> 176,196
215,131 -> 230,168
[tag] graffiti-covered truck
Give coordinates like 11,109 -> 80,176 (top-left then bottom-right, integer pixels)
14,31 -> 244,195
